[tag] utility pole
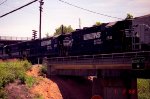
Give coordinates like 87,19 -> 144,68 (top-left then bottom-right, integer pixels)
39,0 -> 44,39
79,18 -> 81,29
61,24 -> 64,34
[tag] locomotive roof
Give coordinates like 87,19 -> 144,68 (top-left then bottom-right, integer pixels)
106,22 -> 117,27
134,14 -> 150,19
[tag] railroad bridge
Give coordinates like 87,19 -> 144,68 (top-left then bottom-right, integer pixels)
0,36 -> 31,46
44,51 -> 150,99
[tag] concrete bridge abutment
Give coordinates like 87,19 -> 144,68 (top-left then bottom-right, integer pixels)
92,70 -> 138,99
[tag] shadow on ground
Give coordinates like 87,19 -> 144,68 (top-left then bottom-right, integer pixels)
50,75 -> 92,99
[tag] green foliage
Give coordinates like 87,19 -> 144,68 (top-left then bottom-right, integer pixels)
0,60 -> 34,98
21,60 -> 32,71
54,25 -> 74,36
25,76 -> 36,88
93,21 -> 101,26
125,13 -> 133,19
40,65 -> 47,75
0,60 -> 32,88
137,79 -> 150,99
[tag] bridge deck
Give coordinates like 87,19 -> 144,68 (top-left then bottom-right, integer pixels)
45,51 -> 150,70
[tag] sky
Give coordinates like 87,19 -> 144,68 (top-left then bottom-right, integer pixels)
0,0 -> 150,38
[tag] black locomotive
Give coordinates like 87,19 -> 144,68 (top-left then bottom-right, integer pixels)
0,19 -> 149,63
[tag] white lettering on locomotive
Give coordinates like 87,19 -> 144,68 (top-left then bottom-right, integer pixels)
107,36 -> 112,40
47,46 -> 52,50
83,32 -> 101,40
94,39 -> 103,45
63,37 -> 73,47
41,40 -> 51,46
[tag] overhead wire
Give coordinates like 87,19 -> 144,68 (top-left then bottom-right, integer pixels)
2,4 -> 38,15
0,0 -> 7,6
0,0 -> 38,18
58,0 -> 123,20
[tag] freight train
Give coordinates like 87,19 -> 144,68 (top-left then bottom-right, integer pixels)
0,19 -> 150,63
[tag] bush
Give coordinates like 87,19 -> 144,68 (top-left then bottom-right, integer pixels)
40,65 -> 47,75
138,79 -> 150,99
0,60 -> 33,98
21,60 -> 32,71
25,76 -> 36,88
0,60 -> 32,88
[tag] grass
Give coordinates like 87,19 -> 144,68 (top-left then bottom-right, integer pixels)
34,93 -> 44,99
137,78 -> 150,99
39,64 -> 47,76
0,60 -> 32,88
25,76 -> 37,88
0,59 -> 32,98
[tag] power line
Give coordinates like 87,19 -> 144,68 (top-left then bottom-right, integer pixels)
58,0 -> 123,20
1,1 -> 37,14
0,0 -> 7,6
0,0 -> 38,18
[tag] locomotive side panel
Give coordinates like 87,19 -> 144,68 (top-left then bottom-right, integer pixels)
81,26 -> 104,54
40,37 -> 60,57
112,20 -> 133,52
0,46 -> 3,59
133,15 -> 150,50
71,23 -> 113,56
70,30 -> 83,56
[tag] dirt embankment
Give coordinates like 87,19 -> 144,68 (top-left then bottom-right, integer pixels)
5,65 -> 92,99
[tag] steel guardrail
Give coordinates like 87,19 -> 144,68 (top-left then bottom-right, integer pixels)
47,51 -> 150,62
0,36 -> 32,41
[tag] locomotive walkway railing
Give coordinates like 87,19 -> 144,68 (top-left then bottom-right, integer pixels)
0,36 -> 32,41
45,51 -> 150,70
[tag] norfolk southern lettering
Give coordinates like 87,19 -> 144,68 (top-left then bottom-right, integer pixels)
83,32 -> 101,40
41,40 -> 51,46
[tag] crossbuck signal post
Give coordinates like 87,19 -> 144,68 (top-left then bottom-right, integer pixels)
32,30 -> 37,40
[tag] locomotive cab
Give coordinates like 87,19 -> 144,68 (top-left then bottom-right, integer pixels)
57,34 -> 65,56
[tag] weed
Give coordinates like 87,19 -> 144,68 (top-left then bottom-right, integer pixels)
138,79 -> 150,99
34,93 -> 44,99
39,65 -> 47,76
0,60 -> 31,87
25,76 -> 36,88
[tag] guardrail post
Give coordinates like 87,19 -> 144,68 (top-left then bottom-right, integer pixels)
38,57 -> 40,66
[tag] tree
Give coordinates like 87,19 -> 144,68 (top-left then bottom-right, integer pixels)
125,13 -> 133,19
93,21 -> 101,26
45,32 -> 50,38
53,25 -> 74,36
